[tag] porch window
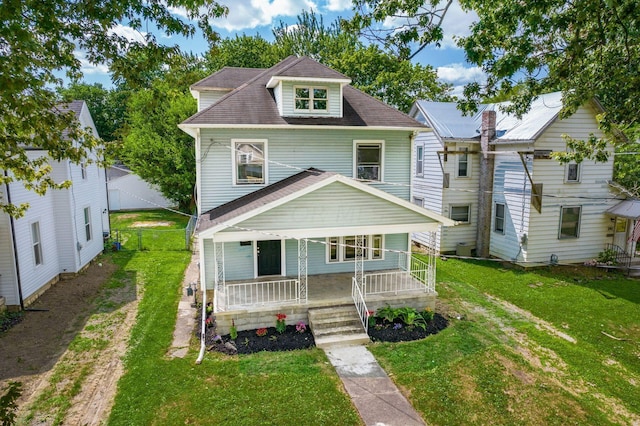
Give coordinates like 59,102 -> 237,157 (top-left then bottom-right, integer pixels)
294,87 -> 328,111
450,204 -> 470,223
84,207 -> 92,242
457,147 -> 469,178
416,145 -> 424,176
234,140 -> 266,185
355,141 -> 383,181
31,222 -> 43,266
494,203 -> 505,234
326,235 -> 383,262
559,206 -> 581,239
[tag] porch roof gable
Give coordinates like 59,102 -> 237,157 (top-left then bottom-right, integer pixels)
197,168 -> 455,238
606,198 -> 640,219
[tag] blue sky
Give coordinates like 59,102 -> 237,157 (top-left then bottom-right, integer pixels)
81,0 -> 484,94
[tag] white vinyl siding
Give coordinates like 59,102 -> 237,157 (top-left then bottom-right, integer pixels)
198,128 -> 411,212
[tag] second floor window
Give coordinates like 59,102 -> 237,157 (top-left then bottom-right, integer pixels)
566,163 -> 580,182
235,141 -> 266,185
355,142 -> 383,181
81,163 -> 87,180
457,147 -> 469,178
295,87 -> 327,111
416,146 -> 424,175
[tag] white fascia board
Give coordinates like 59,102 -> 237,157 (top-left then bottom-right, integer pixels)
208,223 -> 442,242
266,76 -> 352,88
179,123 -> 430,133
178,123 -> 198,137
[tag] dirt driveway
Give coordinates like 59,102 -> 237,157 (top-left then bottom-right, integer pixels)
0,257 -> 137,425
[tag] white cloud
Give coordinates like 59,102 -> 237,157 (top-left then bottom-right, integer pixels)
438,0 -> 478,49
325,0 -> 352,12
108,24 -> 147,44
74,51 -> 110,75
437,63 -> 485,85
196,0 -> 318,32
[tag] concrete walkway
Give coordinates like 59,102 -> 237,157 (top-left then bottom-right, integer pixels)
168,241 -> 200,358
324,345 -> 426,426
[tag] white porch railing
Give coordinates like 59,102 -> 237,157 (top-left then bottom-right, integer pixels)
351,277 -> 369,330
224,279 -> 300,310
364,254 -> 435,296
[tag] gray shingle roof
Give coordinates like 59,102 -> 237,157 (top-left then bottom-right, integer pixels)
57,100 -> 84,118
197,168 -> 334,233
191,67 -> 264,90
183,56 -> 425,129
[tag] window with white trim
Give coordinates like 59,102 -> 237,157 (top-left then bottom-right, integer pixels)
450,205 -> 470,223
294,87 -> 328,111
566,163 -> 580,182
494,203 -> 505,234
81,163 -> 87,180
559,206 -> 581,239
413,197 -> 424,207
31,222 -> 43,265
234,140 -> 266,185
416,145 -> 424,176
84,207 -> 92,242
326,235 -> 383,262
355,141 -> 383,181
457,147 -> 469,177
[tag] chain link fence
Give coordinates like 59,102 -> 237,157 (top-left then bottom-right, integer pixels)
108,216 -> 196,252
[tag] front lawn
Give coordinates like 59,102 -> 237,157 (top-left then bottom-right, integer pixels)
369,257 -> 640,425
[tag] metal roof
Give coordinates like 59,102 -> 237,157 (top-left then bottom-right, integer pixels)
606,199 -> 640,219
415,92 -> 564,141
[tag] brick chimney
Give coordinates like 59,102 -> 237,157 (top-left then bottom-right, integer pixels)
476,110 -> 496,258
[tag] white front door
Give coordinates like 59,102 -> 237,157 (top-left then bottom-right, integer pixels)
613,217 -> 629,251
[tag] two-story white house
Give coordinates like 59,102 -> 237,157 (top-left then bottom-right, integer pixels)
0,101 -> 110,310
410,92 -> 626,265
180,56 -> 454,342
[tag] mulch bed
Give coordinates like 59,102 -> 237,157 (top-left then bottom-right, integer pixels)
202,312 -> 449,355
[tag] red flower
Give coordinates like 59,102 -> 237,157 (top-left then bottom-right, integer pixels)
256,327 -> 268,337
276,313 -> 287,321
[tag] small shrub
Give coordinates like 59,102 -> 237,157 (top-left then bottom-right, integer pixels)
256,328 -> 268,337
230,319 -> 238,340
0,381 -> 22,426
597,249 -> 618,265
376,305 -> 400,323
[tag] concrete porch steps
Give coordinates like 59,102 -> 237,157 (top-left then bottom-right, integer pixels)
308,304 -> 370,349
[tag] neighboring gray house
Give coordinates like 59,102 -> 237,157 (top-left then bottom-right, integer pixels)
107,164 -> 173,211
0,101 -> 109,310
180,56 -> 454,342
410,92 -> 628,265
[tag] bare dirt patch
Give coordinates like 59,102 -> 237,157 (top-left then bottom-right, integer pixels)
0,257 -> 137,425
130,221 -> 173,228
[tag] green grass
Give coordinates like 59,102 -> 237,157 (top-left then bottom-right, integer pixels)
107,249 -> 360,426
369,257 -> 640,425
109,210 -> 193,251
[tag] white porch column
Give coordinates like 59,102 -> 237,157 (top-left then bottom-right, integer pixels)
298,238 -> 308,303
213,240 -> 226,311
355,235 -> 364,290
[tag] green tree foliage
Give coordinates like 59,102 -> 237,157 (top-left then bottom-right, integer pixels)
273,11 -> 452,112
57,82 -> 126,143
0,0 -> 226,216
206,34 -> 281,70
119,57 -> 206,212
0,381 -> 22,426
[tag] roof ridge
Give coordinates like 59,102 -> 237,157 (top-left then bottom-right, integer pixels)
189,66 -> 266,90
345,85 -> 422,125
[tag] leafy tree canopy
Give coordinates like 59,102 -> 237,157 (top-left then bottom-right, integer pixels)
0,0 -> 226,216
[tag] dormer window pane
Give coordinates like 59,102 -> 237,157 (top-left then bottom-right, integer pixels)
295,86 -> 328,112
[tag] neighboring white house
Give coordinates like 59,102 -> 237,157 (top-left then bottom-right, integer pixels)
0,101 -> 110,309
107,165 -> 173,211
410,92 -> 625,265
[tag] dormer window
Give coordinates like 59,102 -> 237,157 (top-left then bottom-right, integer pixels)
295,87 -> 327,111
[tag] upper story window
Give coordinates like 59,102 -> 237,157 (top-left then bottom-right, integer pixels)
81,163 -> 87,180
31,222 -> 43,266
566,163 -> 580,182
494,203 -> 505,234
354,141 -> 383,181
234,140 -> 266,185
457,147 -> 469,178
451,204 -> 470,223
294,87 -> 328,112
559,206 -> 581,239
416,145 -> 424,176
